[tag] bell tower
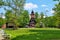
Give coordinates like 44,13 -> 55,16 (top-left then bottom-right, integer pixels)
31,10 -> 35,19
29,10 -> 36,27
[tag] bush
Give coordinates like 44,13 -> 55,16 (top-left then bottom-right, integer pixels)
35,23 -> 40,28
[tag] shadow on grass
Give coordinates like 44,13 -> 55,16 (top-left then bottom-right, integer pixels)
12,34 -> 41,40
12,30 -> 60,40
29,30 -> 60,34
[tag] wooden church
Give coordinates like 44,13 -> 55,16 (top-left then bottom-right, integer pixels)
29,10 -> 36,27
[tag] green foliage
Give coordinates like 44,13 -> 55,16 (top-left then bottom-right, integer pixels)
44,16 -> 56,27
5,10 -> 14,22
0,18 -> 6,27
6,10 -> 28,29
35,12 -> 39,23
5,10 -> 19,29
35,12 -> 38,23
35,12 -> 38,19
35,23 -> 40,28
18,10 -> 29,27
0,18 -> 3,27
53,2 -> 60,27
35,12 -> 45,28
0,0 -> 4,6
53,0 -> 59,1
40,12 -> 44,20
0,0 -> 26,29
35,12 -> 41,28
5,28 -> 60,40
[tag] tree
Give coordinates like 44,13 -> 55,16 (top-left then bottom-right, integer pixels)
53,0 -> 60,1
4,0 -> 25,15
0,0 -> 4,6
0,0 -> 26,29
35,12 -> 38,19
40,12 -> 44,22
35,12 -> 39,28
53,1 -> 60,28
5,10 -> 13,22
35,12 -> 45,28
18,10 -> 29,27
0,18 -> 6,27
35,12 -> 38,23
5,10 -> 20,29
0,13 -> 6,28
44,16 -> 56,27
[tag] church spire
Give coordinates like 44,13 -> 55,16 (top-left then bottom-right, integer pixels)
31,10 -> 34,15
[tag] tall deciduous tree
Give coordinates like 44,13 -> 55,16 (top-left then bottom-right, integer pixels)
0,0 -> 26,29
53,0 -> 60,27
0,0 -> 4,6
3,0 -> 26,16
18,10 -> 29,27
35,12 -> 38,23
40,12 -> 44,21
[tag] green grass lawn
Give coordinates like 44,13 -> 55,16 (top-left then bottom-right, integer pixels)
5,28 -> 60,40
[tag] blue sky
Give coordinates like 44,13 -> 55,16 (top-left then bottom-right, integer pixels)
24,0 -> 58,16
0,0 -> 58,17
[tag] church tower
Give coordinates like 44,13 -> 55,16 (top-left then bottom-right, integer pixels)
29,10 -> 36,27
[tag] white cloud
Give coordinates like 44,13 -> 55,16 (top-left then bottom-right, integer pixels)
50,10 -> 55,14
41,4 -> 47,7
24,3 -> 38,10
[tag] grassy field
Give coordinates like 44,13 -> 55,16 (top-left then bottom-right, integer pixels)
5,28 -> 60,40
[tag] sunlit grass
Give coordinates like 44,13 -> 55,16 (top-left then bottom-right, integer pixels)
5,28 -> 60,40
